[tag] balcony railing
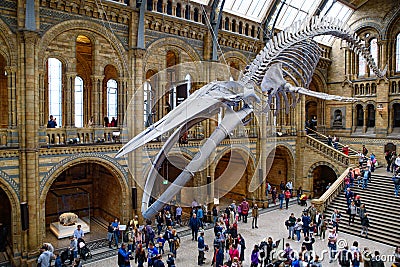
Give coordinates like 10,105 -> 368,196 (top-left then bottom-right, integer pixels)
44,127 -> 121,146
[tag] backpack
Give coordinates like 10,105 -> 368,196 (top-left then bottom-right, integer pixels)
285,220 -> 290,227
339,250 -> 351,266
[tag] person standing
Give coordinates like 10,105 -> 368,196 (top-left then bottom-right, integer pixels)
37,246 -> 53,267
73,225 -> 84,240
350,241 -> 362,267
278,191 -> 285,210
147,242 -> 158,267
331,209 -> 341,232
251,204 -> 259,229
362,145 -> 369,157
348,202 -> 357,225
212,205 -> 218,224
175,205 -> 182,225
284,189 -> 291,209
338,245 -> 352,267
240,198 -> 250,223
250,245 -> 260,267
238,234 -> 245,263
156,212 -> 164,236
294,218 -> 303,242
392,174 -> 400,197
189,213 -> 201,241
327,229 -> 338,263
112,218 -> 120,248
286,180 -> 293,196
287,213 -> 296,239
69,236 -> 78,263
197,230 -> 206,266
361,213 -> 370,238
371,251 -> 385,267
135,243 -> 146,267
107,222 -> 114,248
118,243 -> 132,267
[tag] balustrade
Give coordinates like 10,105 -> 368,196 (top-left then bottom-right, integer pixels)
353,80 -> 377,96
311,167 -> 351,212
45,127 -> 121,146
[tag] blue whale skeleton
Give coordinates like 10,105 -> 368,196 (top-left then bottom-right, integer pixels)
116,16 -> 386,219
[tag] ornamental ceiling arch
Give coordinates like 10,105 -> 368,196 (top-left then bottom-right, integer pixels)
38,20 -> 128,77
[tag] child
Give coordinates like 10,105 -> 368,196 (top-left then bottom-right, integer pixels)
156,234 -> 166,254
309,222 -> 315,238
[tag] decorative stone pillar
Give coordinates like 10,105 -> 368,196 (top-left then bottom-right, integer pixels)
91,75 -> 104,127
378,40 -> 388,71
117,78 -> 127,127
388,103 -> 393,134
20,30 -> 40,253
362,107 -> 367,133
5,66 -> 17,128
65,72 -> 77,127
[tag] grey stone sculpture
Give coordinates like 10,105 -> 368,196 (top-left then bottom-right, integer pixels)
116,16 -> 386,219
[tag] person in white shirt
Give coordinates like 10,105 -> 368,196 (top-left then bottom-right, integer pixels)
286,181 -> 293,195
73,225 -> 84,239
395,155 -> 400,171
327,229 -> 338,263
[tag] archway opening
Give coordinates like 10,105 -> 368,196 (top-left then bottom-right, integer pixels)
45,163 -> 123,247
266,146 -> 293,189
393,103 -> 400,128
214,150 -> 254,206
367,104 -> 375,129
356,104 -> 364,128
0,55 -> 7,128
312,165 -> 337,197
0,187 -> 11,252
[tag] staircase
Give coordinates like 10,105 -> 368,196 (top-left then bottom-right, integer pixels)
307,130 -> 358,156
324,171 -> 400,247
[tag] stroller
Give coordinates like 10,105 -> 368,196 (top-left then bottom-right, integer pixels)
299,194 -> 308,206
78,238 -> 92,260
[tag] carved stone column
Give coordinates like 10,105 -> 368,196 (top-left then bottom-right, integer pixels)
19,30 -> 40,253
378,40 -> 388,70
362,107 -> 367,133
91,75 -> 104,127
5,66 -> 17,128
65,72 -> 77,127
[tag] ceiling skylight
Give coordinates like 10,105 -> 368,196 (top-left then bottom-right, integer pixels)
223,0 -> 274,23
314,0 -> 354,46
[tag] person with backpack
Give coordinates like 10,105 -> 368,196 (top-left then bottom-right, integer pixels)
240,198 -> 250,223
287,213 -> 296,239
392,174 -> 400,197
302,212 -> 311,238
371,251 -> 385,267
350,241 -> 362,267
338,245 -> 353,267
294,218 -> 303,242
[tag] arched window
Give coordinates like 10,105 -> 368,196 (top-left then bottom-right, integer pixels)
358,40 -> 366,77
392,81 -> 398,94
147,0 -> 153,11
176,3 -> 182,17
251,25 -> 255,37
166,0 -> 172,15
166,50 -> 178,67
107,79 -> 118,121
194,8 -> 199,22
74,76 -> 84,127
238,22 -> 243,34
0,55 -> 7,128
232,19 -> 236,32
245,24 -> 249,36
48,58 -> 62,126
356,104 -> 363,127
157,0 -> 162,12
185,5 -> 190,20
369,38 -> 378,76
144,81 -> 153,127
396,33 -> 400,72
225,18 -> 229,30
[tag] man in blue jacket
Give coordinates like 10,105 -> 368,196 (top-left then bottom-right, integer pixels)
117,243 -> 131,267
189,213 -> 201,241
198,230 -> 205,265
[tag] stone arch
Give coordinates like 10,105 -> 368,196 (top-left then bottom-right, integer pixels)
382,5 -> 400,38
308,161 -> 339,197
43,54 -> 70,72
0,170 -> 21,254
350,19 -> 383,38
310,70 -> 327,93
0,18 -> 17,65
144,37 -> 202,66
223,51 -> 249,66
266,144 -> 295,187
307,161 -> 340,179
40,153 -> 129,200
38,20 -> 128,76
213,146 -> 256,203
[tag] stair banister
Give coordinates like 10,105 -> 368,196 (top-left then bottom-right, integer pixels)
305,127 -> 358,155
311,167 -> 352,213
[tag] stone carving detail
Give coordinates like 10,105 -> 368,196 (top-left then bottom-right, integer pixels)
59,212 -> 78,226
